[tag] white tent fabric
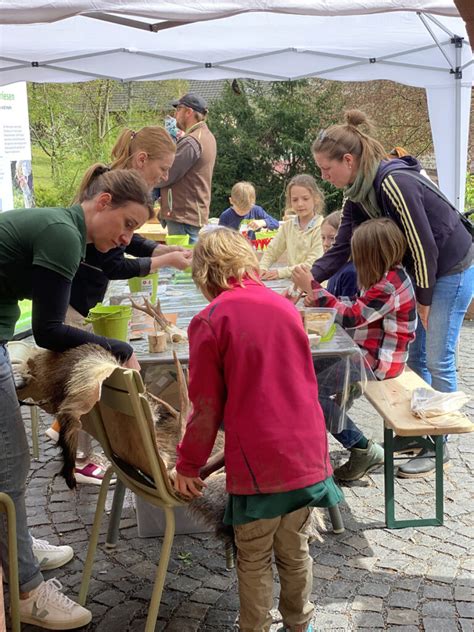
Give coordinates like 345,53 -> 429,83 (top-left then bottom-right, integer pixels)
0,0 -> 471,207
0,1 -> 463,24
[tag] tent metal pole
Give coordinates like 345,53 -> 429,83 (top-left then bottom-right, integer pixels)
454,38 -> 463,210
83,12 -> 191,33
423,12 -> 456,38
377,60 -> 445,72
418,13 -> 455,70
376,41 -> 448,62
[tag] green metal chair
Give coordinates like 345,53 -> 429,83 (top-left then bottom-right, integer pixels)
78,367 -> 186,632
0,492 -> 20,632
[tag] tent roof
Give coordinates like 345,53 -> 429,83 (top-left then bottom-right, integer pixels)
0,1 -> 463,24
0,1 -> 471,87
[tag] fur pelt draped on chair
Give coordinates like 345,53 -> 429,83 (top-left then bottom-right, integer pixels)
14,343 -> 325,544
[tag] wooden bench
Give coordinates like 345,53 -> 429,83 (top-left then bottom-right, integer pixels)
364,369 -> 473,529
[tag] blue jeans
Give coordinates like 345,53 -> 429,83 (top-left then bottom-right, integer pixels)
166,220 -> 200,245
408,265 -> 474,392
315,357 -> 364,450
0,344 -> 43,592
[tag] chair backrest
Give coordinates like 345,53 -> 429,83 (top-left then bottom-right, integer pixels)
81,367 -> 182,506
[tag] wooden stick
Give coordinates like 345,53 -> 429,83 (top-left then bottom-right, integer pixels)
147,392 -> 179,419
173,351 -> 191,439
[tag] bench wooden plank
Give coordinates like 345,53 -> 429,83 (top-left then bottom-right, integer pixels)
364,369 -> 473,436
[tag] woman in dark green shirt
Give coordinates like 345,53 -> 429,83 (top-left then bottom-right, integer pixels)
0,168 -> 152,630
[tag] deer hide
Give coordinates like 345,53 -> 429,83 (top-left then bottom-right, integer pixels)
14,343 -> 326,544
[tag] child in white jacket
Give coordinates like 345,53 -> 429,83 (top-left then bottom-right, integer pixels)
260,174 -> 324,279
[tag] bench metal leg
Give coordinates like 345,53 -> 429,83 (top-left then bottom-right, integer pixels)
384,427 -> 396,528
434,435 -> 444,524
384,426 -> 444,529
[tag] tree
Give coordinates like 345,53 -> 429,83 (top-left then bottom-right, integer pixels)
28,79 -> 189,206
208,79 -> 345,219
340,81 -> 433,157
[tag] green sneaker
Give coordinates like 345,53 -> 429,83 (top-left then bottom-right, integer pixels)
334,439 -> 384,481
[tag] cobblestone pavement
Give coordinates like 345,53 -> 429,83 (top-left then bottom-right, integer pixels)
8,322 -> 474,632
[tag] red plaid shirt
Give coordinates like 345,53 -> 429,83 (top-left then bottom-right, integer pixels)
311,265 -> 417,380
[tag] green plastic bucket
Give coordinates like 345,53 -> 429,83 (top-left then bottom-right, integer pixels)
86,305 -> 132,342
128,272 -> 158,302
87,304 -> 132,319
165,234 -> 190,246
89,315 -> 130,341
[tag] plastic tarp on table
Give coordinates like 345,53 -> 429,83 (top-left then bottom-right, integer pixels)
0,0 -> 471,207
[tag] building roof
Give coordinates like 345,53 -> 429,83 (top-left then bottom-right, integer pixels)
108,79 -> 226,112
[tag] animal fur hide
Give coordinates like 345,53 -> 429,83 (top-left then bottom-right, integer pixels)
15,343 -> 325,545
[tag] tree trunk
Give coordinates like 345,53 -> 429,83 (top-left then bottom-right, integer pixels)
454,0 -> 474,50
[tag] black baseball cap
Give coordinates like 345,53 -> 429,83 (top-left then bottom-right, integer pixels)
171,93 -> 208,114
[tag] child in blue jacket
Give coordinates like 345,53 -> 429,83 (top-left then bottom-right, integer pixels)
219,181 -> 279,239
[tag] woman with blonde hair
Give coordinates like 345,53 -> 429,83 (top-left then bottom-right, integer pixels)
310,109 -> 473,477
69,125 -> 192,321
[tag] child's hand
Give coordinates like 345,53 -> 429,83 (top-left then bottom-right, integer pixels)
304,294 -> 316,307
282,285 -> 306,305
171,469 -> 207,498
292,265 -> 313,295
247,219 -> 266,231
261,269 -> 280,280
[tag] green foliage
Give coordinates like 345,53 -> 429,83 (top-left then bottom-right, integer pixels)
34,183 -> 62,208
208,80 -> 344,219
29,79 -> 189,206
465,173 -> 474,213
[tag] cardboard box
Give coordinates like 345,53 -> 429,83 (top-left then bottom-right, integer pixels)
142,365 -> 182,411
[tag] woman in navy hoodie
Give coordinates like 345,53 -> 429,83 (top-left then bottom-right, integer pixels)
310,109 -> 473,478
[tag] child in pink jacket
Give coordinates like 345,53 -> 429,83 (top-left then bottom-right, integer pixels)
173,227 -> 342,632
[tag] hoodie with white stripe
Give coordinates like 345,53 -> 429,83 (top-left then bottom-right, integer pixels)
312,157 -> 472,306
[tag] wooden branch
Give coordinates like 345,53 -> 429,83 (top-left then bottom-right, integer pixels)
173,351 -> 191,439
147,392 -> 179,419
130,296 -> 168,330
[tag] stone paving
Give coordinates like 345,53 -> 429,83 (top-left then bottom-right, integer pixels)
7,321 -> 474,631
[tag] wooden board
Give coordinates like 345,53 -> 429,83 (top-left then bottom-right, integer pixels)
363,369 -> 473,436
135,223 -> 167,242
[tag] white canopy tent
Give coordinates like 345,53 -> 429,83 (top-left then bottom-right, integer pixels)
0,1 -> 472,208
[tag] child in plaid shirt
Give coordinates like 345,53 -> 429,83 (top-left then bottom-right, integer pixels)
293,218 -> 417,481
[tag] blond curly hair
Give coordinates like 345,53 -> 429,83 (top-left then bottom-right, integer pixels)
192,228 -> 260,299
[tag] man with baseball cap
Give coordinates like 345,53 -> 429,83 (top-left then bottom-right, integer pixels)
158,93 -> 217,243
171,93 -> 209,115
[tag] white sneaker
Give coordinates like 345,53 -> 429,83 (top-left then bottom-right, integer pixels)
31,537 -> 74,571
19,578 -> 92,629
